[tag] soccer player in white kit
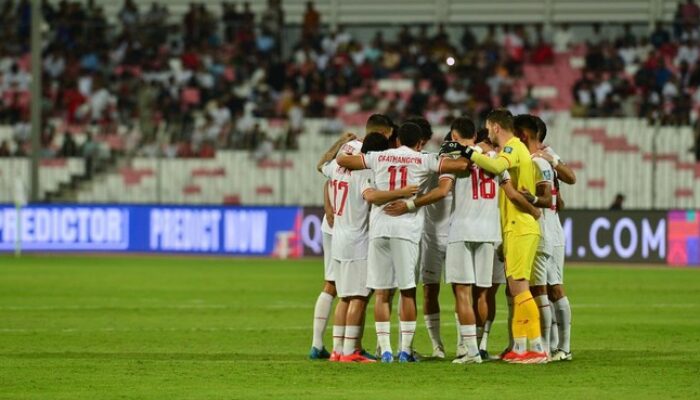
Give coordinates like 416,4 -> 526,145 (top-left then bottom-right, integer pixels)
309,132 -> 358,359
337,122 -> 471,362
319,133 -> 417,363
443,118 -> 501,364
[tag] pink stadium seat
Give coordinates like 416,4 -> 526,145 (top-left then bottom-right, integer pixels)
223,195 -> 241,205
256,186 -> 274,195
191,167 -> 226,177
40,159 -> 68,167
587,179 -> 606,188
183,184 -> 202,195
257,159 -> 294,169
675,188 -> 693,198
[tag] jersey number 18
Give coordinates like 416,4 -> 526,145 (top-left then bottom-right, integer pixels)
471,168 -> 496,200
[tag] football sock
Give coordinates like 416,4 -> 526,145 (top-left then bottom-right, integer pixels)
332,325 -> 345,354
479,320 -> 492,351
343,326 -> 360,356
459,324 -> 479,357
550,304 -> 559,352
513,337 -> 527,354
424,313 -> 443,350
529,336 -> 545,353
312,292 -> 333,349
534,295 -> 552,354
375,321 -> 392,354
514,291 -> 542,342
454,313 -> 462,350
476,326 -> 483,348
554,296 -> 572,353
399,321 -> 416,354
506,296 -> 514,349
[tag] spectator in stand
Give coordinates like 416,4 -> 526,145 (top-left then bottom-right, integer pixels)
609,193 -> 625,210
0,140 -> 10,157
553,23 -> 573,54
118,0 -> 140,32
650,22 -> 671,49
531,33 -> 554,64
262,0 -> 284,54
302,1 -> 320,44
681,0 -> 700,27
59,133 -> 79,157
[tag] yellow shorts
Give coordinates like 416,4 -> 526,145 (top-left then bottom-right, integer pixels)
503,232 -> 540,280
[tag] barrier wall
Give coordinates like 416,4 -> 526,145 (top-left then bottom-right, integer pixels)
0,204 -> 697,266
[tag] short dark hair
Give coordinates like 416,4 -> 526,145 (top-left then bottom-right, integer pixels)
397,122 -> 423,148
476,128 -> 489,144
404,116 -> 433,142
532,115 -> 547,142
361,132 -> 390,154
366,113 -> 393,133
486,108 -> 514,132
514,114 -> 539,140
450,117 -> 476,140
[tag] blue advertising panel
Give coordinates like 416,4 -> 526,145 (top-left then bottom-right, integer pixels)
0,205 -> 302,256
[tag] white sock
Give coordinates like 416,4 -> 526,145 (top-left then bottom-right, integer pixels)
554,297 -> 572,353
332,325 -> 345,354
399,320 -> 416,353
479,320 -> 493,351
534,295 -> 552,355
529,336 -> 545,353
375,321 -> 392,354
459,324 -> 479,357
424,313 -> 443,349
507,296 -> 514,349
312,292 -> 333,349
550,303 -> 559,352
513,337 -> 527,354
343,326 -> 360,356
454,313 -> 462,350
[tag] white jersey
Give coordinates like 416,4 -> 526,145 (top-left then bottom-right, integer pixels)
323,139 -> 363,235
340,139 -> 363,156
321,179 -> 333,235
361,146 -> 443,243
321,160 -> 372,260
422,169 -> 454,241
533,156 -> 559,254
541,146 -> 565,246
448,152 -> 502,244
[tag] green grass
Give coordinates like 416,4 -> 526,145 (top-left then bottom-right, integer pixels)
1,255 -> 699,399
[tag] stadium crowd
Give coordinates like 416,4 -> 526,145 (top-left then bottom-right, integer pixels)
0,0 -> 699,161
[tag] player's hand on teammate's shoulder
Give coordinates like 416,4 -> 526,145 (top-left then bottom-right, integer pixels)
384,200 -> 409,216
533,150 -> 554,163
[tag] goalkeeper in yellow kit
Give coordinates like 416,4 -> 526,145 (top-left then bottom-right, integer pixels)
461,109 -> 548,364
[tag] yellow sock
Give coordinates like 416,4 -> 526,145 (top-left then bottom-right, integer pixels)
514,291 -> 542,341
511,292 -> 529,340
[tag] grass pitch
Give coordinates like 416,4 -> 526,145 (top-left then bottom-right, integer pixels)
1,255 -> 699,399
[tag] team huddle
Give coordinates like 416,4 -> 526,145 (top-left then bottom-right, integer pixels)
309,109 -> 575,364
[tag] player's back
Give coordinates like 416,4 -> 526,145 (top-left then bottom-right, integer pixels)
423,169 -> 453,241
322,160 -> 372,260
364,146 -> 441,243
449,162 -> 501,244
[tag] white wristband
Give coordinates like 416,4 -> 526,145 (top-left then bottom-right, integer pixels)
531,196 -> 538,205
551,158 -> 559,168
406,200 -> 416,211
473,146 -> 484,154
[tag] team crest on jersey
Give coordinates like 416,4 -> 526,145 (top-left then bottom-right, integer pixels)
543,170 -> 552,179
504,146 -> 513,154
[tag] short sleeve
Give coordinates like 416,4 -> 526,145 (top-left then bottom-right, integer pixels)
357,170 -> 375,197
321,160 -> 337,179
424,153 -> 442,173
362,152 -> 379,170
499,170 -> 511,185
534,157 -> 554,184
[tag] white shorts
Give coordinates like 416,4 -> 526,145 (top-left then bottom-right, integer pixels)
323,232 -> 338,282
336,259 -> 371,298
547,245 -> 565,285
445,241 -> 494,287
492,242 -> 506,285
367,237 -> 419,290
530,251 -> 549,286
420,234 -> 446,285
